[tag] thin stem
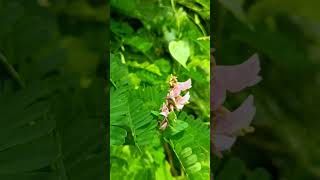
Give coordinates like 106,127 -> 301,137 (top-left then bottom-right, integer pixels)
171,0 -> 177,14
193,14 -> 207,36
0,52 -> 25,88
163,141 -> 178,176
53,124 -> 68,180
168,139 -> 190,179
110,79 -> 117,89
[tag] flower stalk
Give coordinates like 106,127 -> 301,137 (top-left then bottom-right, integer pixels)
159,75 -> 192,130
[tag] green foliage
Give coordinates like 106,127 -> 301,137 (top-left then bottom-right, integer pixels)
0,0 -> 107,179
168,112 -> 210,179
215,158 -> 271,180
110,0 -> 210,179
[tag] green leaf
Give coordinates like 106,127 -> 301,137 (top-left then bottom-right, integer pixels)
167,111 -> 177,124
155,161 -> 174,180
110,126 -> 127,145
110,58 -> 129,145
0,136 -> 58,174
181,147 -> 193,158
110,86 -> 129,126
133,86 -> 167,111
247,168 -> 272,180
66,153 -> 108,180
233,25 -> 312,71
218,0 -> 250,27
176,0 -> 210,20
248,0 -> 320,22
110,58 -> 159,147
169,113 -> 210,179
169,40 -> 190,68
127,61 -> 162,76
0,115 -> 55,151
125,36 -> 153,53
151,110 -> 160,116
60,37 -> 99,76
110,19 -> 134,36
0,1 -> 109,180
0,172 -> 57,180
128,97 -> 158,147
167,120 -> 189,136
216,158 -> 246,180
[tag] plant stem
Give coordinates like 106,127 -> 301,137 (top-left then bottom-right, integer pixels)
0,52 -> 25,88
171,0 -> 177,14
168,139 -> 190,179
53,129 -> 69,180
163,141 -> 178,176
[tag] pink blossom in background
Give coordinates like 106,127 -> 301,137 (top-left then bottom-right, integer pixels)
211,49 -> 261,157
213,54 -> 261,110
212,95 -> 256,156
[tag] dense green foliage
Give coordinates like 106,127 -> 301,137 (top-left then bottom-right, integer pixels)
0,0 -> 107,179
213,0 -> 320,179
110,0 -> 210,179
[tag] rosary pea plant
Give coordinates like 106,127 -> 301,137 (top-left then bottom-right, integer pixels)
110,0 -> 210,179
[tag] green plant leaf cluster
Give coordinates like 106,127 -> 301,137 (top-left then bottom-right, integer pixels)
214,157 -> 271,180
110,0 -> 210,179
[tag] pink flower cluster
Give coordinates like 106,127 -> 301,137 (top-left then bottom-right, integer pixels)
159,75 -> 192,130
211,49 -> 261,157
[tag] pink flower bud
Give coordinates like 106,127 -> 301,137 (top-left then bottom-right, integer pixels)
159,120 -> 168,130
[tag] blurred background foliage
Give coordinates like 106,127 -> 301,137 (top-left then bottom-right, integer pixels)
0,0 -> 107,179
213,0 -> 320,179
110,0 -> 210,179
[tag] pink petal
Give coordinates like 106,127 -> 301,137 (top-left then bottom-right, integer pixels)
168,86 -> 181,99
159,121 -> 168,130
212,75 -> 225,111
176,104 -> 184,110
212,134 -> 237,153
212,96 -> 256,156
217,54 -> 261,92
160,103 -> 169,117
212,54 -> 261,110
178,79 -> 192,91
175,92 -> 190,110
215,95 -> 256,135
